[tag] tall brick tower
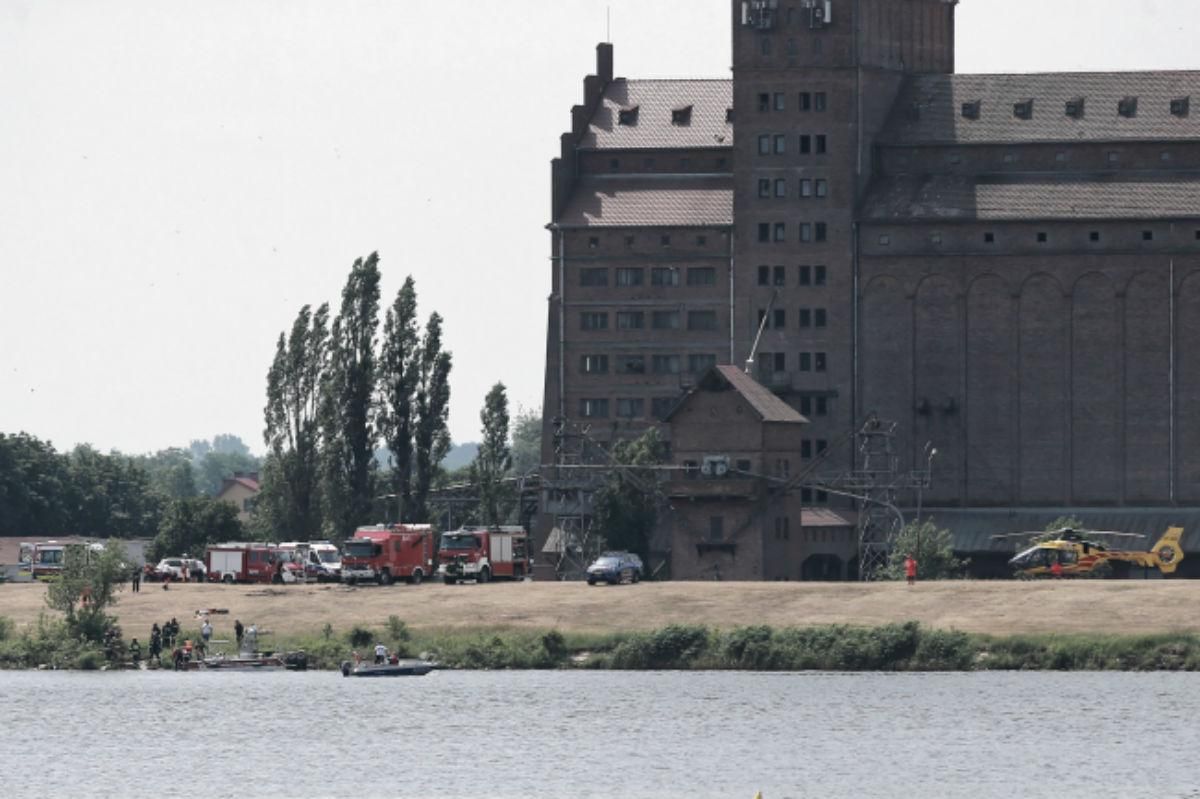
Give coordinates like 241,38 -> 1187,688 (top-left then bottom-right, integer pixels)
731,0 -> 956,498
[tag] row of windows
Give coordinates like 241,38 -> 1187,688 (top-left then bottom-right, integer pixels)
758,264 -> 828,286
606,155 -> 729,173
579,353 -> 718,376
964,96 -> 1192,122
801,439 -> 829,459
757,91 -> 828,113
758,351 -> 828,373
922,149 -> 1181,169
580,397 -> 680,419
580,310 -> 719,331
757,133 -> 828,155
579,266 -> 717,288
757,221 -> 828,243
587,233 -> 712,249
757,177 -> 828,199
757,307 -> 828,329
875,228 -> 1200,248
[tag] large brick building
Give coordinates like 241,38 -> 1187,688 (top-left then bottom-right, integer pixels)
541,0 -> 1200,578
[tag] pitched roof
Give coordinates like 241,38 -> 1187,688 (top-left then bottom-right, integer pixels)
557,176 -> 733,228
667,365 -> 807,424
861,173 -> 1200,221
884,72 -> 1200,145
579,79 -> 733,150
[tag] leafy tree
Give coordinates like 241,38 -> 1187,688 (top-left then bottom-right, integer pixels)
261,303 -> 329,539
881,520 -> 967,581
411,312 -> 452,521
592,429 -> 665,565
377,276 -> 421,521
509,408 -> 542,478
45,539 -> 129,642
64,445 -> 161,539
131,448 -> 198,501
148,496 -> 244,562
0,432 -> 71,535
470,383 -> 512,526
320,253 -> 382,538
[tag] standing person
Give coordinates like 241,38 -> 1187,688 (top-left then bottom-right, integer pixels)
904,554 -> 918,586
234,619 -> 245,650
149,624 -> 162,665
374,642 -> 387,665
201,619 -> 213,645
169,617 -> 180,648
129,638 -> 142,667
172,646 -> 184,671
131,566 -> 141,593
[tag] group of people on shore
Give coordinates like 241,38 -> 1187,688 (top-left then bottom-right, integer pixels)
125,616 -> 251,669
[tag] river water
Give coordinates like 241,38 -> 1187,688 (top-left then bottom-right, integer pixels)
3,670 -> 1199,798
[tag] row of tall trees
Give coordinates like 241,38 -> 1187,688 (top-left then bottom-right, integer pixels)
260,253 -> 452,540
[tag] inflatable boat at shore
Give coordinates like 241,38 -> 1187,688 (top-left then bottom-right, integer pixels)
340,658 -> 434,677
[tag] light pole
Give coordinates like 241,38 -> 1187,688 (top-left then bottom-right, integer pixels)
915,443 -> 937,572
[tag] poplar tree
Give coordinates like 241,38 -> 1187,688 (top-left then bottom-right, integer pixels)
320,253 -> 382,537
377,276 -> 420,521
261,303 -> 329,538
411,312 -> 452,521
470,382 -> 512,526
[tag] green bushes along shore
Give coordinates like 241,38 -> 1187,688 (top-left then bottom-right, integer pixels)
6,614 -> 1200,672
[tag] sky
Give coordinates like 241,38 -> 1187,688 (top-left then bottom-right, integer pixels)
2,0 -> 1198,456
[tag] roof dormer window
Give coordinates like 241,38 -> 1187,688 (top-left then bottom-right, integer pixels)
961,100 -> 981,120
725,107 -> 734,123
1172,97 -> 1190,117
672,105 -> 693,126
618,105 -> 640,126
1065,97 -> 1085,119
1119,97 -> 1138,118
1014,99 -> 1033,120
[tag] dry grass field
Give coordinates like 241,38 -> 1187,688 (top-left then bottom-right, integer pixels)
5,579 -> 1200,639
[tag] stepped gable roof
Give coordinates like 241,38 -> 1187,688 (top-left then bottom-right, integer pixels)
884,71 -> 1200,145
861,173 -> 1200,221
579,79 -> 733,150
557,176 -> 732,228
667,365 -> 808,424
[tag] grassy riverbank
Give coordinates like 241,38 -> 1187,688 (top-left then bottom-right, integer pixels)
6,612 -> 1200,672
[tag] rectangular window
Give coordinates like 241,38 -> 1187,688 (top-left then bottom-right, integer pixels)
798,92 -> 811,111
651,267 -> 680,287
800,179 -> 813,197
815,266 -> 826,286
799,223 -> 812,243
652,354 -> 681,374
774,134 -> 787,154
773,309 -> 786,329
652,397 -> 676,420
774,178 -> 787,198
580,312 -> 608,331
758,178 -> 772,198
579,398 -> 609,418
580,354 -> 609,374
758,265 -> 770,285
799,265 -> 811,286
688,311 -> 718,331
815,396 -> 828,416
616,311 -> 644,330
801,439 -> 813,459
814,308 -> 827,328
773,92 -> 786,111
800,396 -> 812,415
616,398 -> 644,419
579,268 -> 608,287
773,266 -> 786,286
615,268 -> 643,287
799,134 -> 811,154
799,352 -> 812,372
687,267 -> 716,286
651,310 -> 681,330
815,352 -> 827,372
758,223 -> 770,242
815,179 -> 828,197
814,92 -> 827,111
815,135 -> 827,154
616,355 -> 645,375
774,222 -> 786,242
688,353 -> 717,374
758,92 -> 770,113
815,222 -> 827,242
758,135 -> 771,155
798,308 -> 812,328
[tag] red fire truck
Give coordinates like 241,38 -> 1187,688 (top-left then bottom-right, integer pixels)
437,526 -> 531,585
205,543 -> 303,584
341,524 -> 435,585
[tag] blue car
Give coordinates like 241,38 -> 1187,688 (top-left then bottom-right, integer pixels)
586,552 -> 643,585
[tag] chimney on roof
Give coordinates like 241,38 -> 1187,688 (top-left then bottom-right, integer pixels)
597,42 -> 613,84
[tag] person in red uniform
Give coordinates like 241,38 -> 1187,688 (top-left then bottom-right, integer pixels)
904,554 -> 918,585
1050,559 -> 1064,579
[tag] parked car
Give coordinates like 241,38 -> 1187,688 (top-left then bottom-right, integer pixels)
586,552 -> 643,585
155,558 -> 206,582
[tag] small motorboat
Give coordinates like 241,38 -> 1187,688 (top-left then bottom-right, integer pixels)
340,658 -> 434,677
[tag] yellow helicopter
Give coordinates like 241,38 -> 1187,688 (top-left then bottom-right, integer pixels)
995,526 -> 1185,577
